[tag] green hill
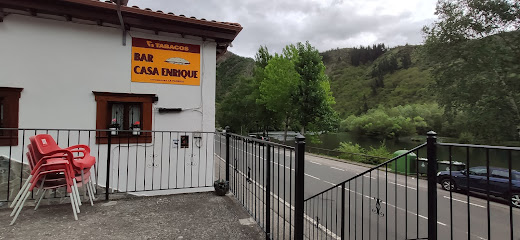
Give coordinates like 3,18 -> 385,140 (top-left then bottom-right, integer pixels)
216,52 -> 255,102
321,45 -> 434,118
216,45 -> 434,118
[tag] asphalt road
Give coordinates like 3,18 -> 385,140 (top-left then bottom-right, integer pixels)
214,135 -> 520,240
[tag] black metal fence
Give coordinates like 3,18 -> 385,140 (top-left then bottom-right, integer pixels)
3,127 -> 519,240
0,128 -> 216,203
302,132 -> 520,240
214,129 -> 307,240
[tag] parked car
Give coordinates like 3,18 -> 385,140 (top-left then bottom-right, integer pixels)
437,166 -> 520,208
244,134 -> 270,145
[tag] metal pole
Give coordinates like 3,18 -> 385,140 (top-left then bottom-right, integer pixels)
225,126 -> 230,182
265,144 -> 271,240
294,134 -> 306,240
106,132 -> 112,201
341,182 -> 346,240
427,131 -> 438,240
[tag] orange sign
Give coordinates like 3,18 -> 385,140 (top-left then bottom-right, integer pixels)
131,38 -> 201,86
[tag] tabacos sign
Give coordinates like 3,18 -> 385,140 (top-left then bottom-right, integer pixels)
131,38 -> 200,86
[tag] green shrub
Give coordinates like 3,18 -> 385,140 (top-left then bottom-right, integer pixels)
457,132 -> 476,144
336,141 -> 391,164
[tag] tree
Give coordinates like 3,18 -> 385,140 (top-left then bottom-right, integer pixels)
286,42 -> 338,134
257,54 -> 300,142
252,46 -> 279,136
423,0 -> 520,142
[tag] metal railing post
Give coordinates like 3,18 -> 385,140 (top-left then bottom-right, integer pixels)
106,132 -> 112,201
265,144 -> 271,240
341,182 -> 346,240
225,126 -> 230,182
294,134 -> 305,240
427,131 -> 437,240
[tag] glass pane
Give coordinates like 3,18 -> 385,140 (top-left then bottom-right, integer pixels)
111,103 -> 124,129
491,170 -> 508,179
129,104 -> 141,127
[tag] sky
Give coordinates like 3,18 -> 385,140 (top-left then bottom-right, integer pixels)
129,0 -> 439,58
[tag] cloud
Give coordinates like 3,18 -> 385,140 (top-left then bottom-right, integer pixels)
129,0 -> 437,57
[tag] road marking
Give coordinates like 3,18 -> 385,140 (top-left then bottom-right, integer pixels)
330,166 -> 344,171
305,174 -> 321,180
389,181 -> 417,190
324,180 -> 335,185
443,196 -> 486,208
310,161 -> 322,165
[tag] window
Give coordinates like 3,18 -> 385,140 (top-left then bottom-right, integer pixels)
491,170 -> 509,179
0,87 -> 23,146
468,167 -> 487,176
93,92 -> 156,144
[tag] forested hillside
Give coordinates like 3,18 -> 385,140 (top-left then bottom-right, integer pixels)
216,45 -> 434,118
320,45 -> 434,118
215,52 -> 255,102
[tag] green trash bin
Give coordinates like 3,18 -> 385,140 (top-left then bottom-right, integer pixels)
388,150 -> 417,174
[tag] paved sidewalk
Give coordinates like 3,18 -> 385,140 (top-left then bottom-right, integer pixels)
0,192 -> 265,240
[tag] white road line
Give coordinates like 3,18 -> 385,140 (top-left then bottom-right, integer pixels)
443,196 -> 486,208
389,181 -> 417,190
324,180 -> 335,185
305,174 -> 321,180
330,166 -> 344,171
310,161 -> 322,165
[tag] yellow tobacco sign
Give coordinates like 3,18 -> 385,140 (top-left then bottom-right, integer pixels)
131,38 -> 201,86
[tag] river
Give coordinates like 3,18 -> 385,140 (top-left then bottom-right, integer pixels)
263,131 -> 520,170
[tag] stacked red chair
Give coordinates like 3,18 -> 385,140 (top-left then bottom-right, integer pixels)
9,134 -> 97,225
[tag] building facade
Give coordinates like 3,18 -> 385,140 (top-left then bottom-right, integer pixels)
0,0 -> 241,196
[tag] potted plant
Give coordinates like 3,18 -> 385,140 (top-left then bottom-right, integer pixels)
108,118 -> 120,135
213,179 -> 229,196
132,121 -> 141,136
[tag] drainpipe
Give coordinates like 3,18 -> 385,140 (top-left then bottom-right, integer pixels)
116,0 -> 126,46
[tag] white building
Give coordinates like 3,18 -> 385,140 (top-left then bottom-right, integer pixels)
0,0 -> 241,196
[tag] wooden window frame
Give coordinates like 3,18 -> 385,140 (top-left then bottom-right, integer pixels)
93,91 -> 156,144
0,87 -> 23,146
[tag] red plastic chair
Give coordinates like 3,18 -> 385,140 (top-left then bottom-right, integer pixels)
9,135 -> 97,225
10,157 -> 79,225
32,135 -> 96,201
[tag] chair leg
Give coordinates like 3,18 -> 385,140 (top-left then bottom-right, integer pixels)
73,179 -> 82,206
88,179 -> 96,199
34,189 -> 47,210
71,185 -> 81,214
81,170 -> 86,201
10,183 -> 31,217
86,182 -> 94,206
10,175 -> 32,208
10,190 -> 32,225
89,176 -> 96,196
69,189 -> 78,221
35,175 -> 46,196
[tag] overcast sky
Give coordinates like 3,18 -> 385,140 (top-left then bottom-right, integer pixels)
130,0 -> 439,58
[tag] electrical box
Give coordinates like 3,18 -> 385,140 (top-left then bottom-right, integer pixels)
180,135 -> 189,148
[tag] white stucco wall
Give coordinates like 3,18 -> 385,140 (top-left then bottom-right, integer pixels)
0,14 -> 218,194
